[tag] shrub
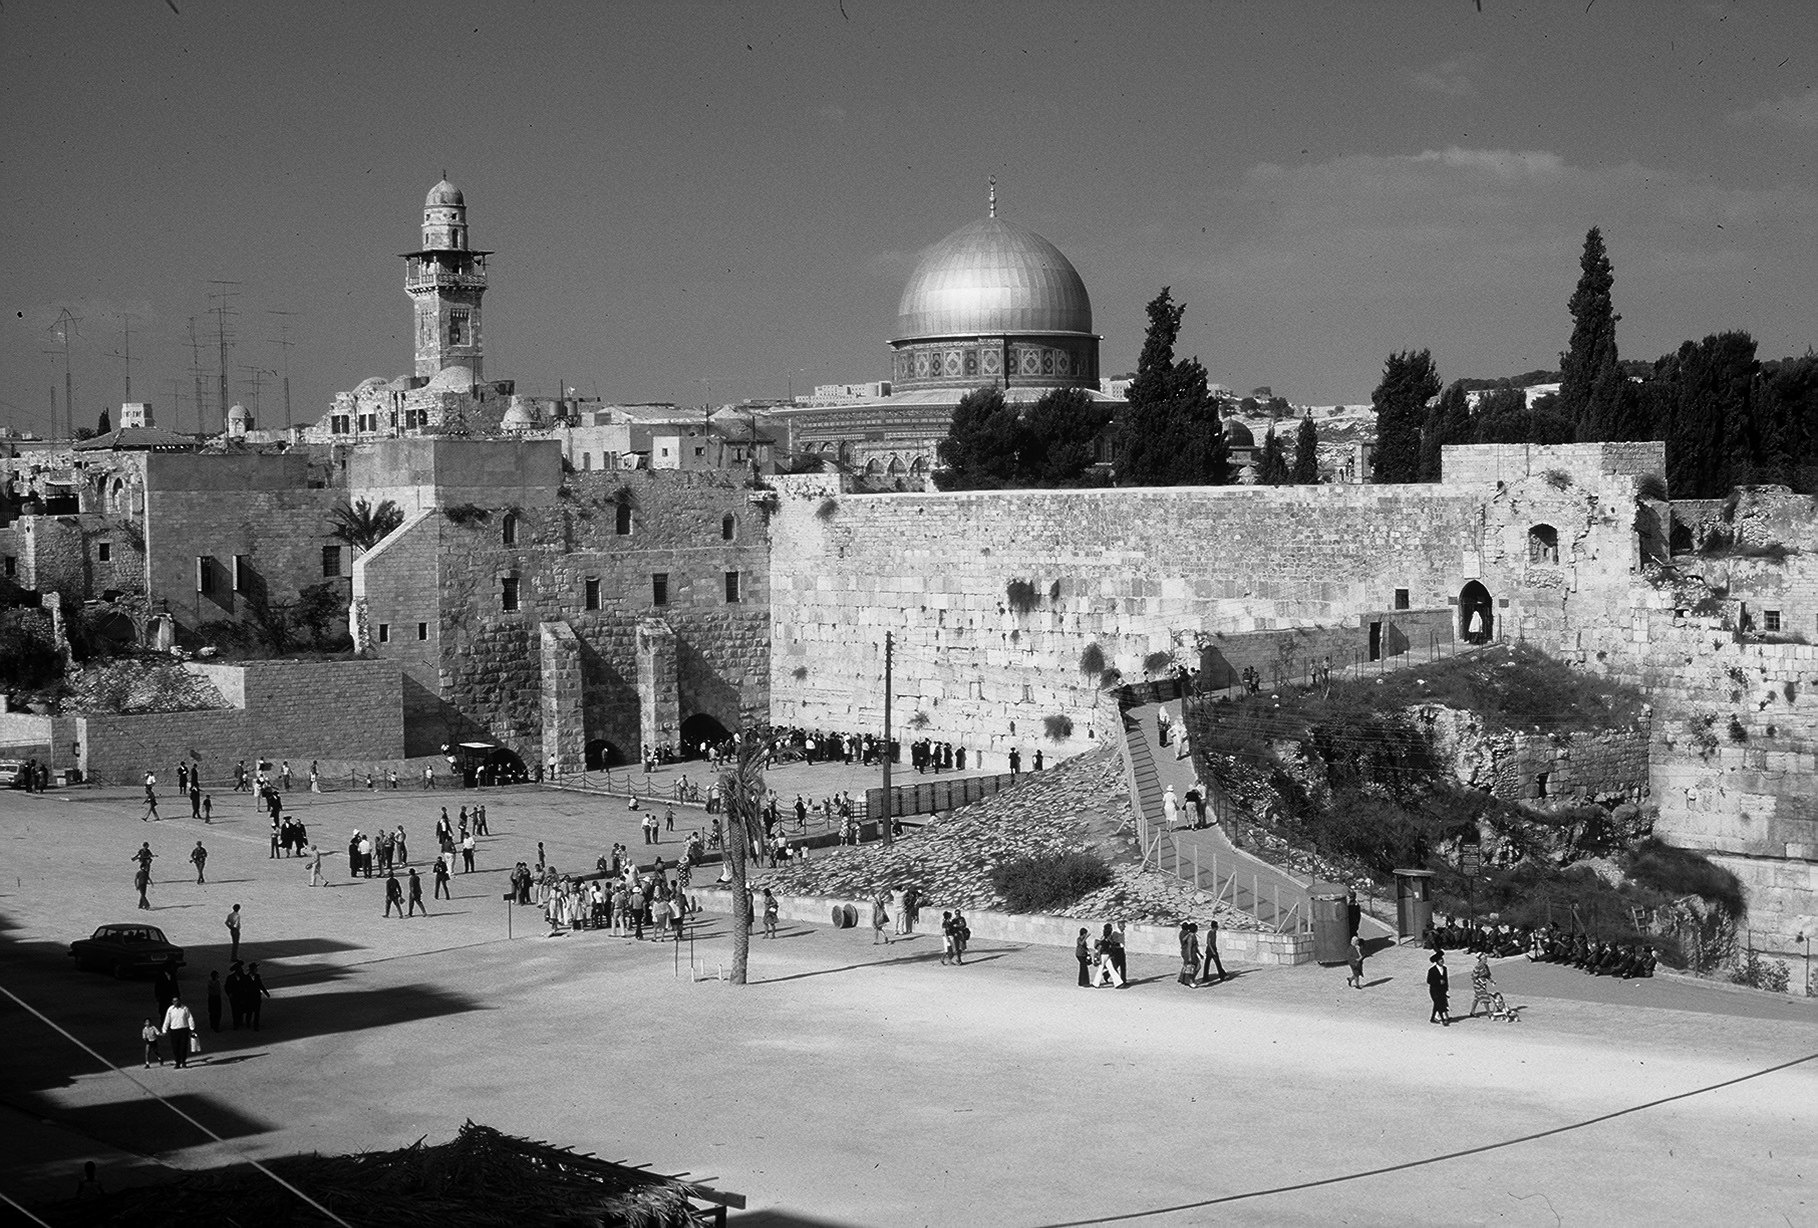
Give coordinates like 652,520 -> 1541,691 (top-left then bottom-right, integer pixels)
1731,948 -> 1791,994
908,710 -> 930,729
1543,468 -> 1573,491
1142,650 -> 1173,676
1726,714 -> 1748,743
790,666 -> 808,681
1048,579 -> 1062,601
443,503 -> 491,526
1636,472 -> 1668,502
815,498 -> 839,521
989,851 -> 1113,913
1043,713 -> 1074,742
1004,579 -> 1040,615
0,611 -> 62,689
1625,839 -> 1744,917
1079,643 -> 1106,677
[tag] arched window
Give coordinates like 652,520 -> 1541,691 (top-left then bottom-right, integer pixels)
721,514 -> 736,542
580,452 -> 592,472
616,502 -> 633,536
501,512 -> 518,547
887,456 -> 907,475
864,459 -> 884,476
1528,524 -> 1559,565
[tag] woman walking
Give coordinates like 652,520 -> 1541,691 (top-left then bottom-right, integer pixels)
872,891 -> 891,945
1178,922 -> 1201,988
1094,924 -> 1125,988
1076,928 -> 1093,987
1346,932 -> 1366,989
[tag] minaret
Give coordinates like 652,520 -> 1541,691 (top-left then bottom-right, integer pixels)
403,176 -> 490,379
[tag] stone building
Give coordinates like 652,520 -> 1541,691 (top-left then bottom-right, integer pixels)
349,438 -> 769,767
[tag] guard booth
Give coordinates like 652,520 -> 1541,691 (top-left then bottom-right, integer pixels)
1310,891 -> 1351,965
1394,868 -> 1435,940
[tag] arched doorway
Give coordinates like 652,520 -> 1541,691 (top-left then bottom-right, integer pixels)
583,738 -> 625,770
1459,581 -> 1493,644
679,713 -> 732,758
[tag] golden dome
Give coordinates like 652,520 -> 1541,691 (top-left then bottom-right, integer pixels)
895,218 -> 1092,340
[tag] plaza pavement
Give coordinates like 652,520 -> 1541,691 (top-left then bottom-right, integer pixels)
1,779 -> 1814,1226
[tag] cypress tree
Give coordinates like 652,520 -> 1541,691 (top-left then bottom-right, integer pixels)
1559,226 -> 1622,439
1116,287 -> 1229,486
1258,425 -> 1289,484
1371,349 -> 1439,483
97,409 -> 112,435
1292,412 -> 1320,483
1419,382 -> 1471,482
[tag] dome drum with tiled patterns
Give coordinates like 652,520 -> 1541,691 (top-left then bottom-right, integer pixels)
889,211 -> 1100,392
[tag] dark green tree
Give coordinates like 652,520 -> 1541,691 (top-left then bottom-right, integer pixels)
329,498 -> 405,554
1474,387 -> 1574,444
935,386 -> 1022,489
1419,381 -> 1473,481
97,409 -> 111,435
1757,355 -> 1818,491
1021,386 -> 1113,486
1660,332 -> 1759,498
1257,425 -> 1289,484
1115,287 -> 1229,486
1559,227 -> 1622,439
1371,349 -> 1440,483
1292,413 -> 1320,484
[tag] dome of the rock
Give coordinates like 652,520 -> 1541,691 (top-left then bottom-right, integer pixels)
895,218 -> 1092,340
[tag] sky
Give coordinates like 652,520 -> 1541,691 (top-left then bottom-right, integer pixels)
3,0 -> 1816,437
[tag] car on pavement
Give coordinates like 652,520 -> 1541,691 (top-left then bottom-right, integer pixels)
69,923 -> 186,977
0,759 -> 27,788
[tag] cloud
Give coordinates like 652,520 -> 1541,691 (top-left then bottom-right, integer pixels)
1730,87 -> 1818,131
1405,57 -> 1478,98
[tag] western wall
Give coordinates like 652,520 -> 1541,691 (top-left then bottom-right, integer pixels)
767,443 -> 1658,770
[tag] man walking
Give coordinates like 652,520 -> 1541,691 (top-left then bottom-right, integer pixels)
245,963 -> 270,1031
461,832 -> 475,873
1200,917 -> 1228,983
384,871 -> 404,917
160,994 -> 197,1069
189,841 -> 207,884
224,904 -> 242,960
433,854 -> 451,900
189,780 -> 203,820
407,867 -> 426,916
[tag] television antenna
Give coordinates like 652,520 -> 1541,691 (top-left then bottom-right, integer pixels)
267,309 -> 301,429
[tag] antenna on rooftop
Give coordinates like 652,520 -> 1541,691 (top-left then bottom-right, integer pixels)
50,307 -> 82,441
207,280 -> 243,435
186,317 -> 208,437
121,311 -> 137,403
267,309 -> 301,429
988,176 -> 996,219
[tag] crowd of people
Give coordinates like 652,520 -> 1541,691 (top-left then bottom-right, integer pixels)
1421,916 -> 1656,978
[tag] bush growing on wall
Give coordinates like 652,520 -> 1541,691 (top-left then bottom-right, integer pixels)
989,851 -> 1113,913
0,611 -> 62,689
1079,643 -> 1106,677
1004,579 -> 1040,615
1043,714 -> 1073,742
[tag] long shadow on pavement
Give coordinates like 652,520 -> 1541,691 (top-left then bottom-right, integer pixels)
751,948 -> 1016,985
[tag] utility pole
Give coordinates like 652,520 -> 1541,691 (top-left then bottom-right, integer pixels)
267,310 -> 300,430
166,378 -> 187,427
207,281 -> 242,435
42,349 -> 60,438
881,631 -> 894,846
186,317 -> 208,437
52,308 -> 81,441
238,366 -> 275,420
121,311 -> 136,403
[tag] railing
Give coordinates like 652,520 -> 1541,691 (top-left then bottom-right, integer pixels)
865,771 -> 1022,822
1139,833 -> 1307,935
555,766 -> 868,836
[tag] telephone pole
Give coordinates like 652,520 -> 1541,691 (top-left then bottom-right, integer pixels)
881,631 -> 894,846
121,311 -> 137,404
186,318 -> 208,436
51,308 -> 81,441
267,309 -> 300,429
207,281 -> 242,435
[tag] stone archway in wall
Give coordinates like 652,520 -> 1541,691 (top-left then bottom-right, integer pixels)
678,713 -> 732,758
584,738 -> 626,770
1460,580 -> 1493,644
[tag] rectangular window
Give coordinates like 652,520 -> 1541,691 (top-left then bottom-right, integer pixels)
449,310 -> 468,345
585,578 -> 600,610
1763,609 -> 1782,632
196,556 -> 215,596
233,554 -> 249,593
1394,588 -> 1410,610
97,541 -> 112,563
377,623 -> 390,644
652,573 -> 668,607
694,446 -> 706,458
417,622 -> 428,641
724,570 -> 740,603
321,545 -> 342,577
501,576 -> 520,612
2,555 -> 14,577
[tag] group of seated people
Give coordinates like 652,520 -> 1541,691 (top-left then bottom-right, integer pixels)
1422,917 -> 1658,978
1527,927 -> 1658,978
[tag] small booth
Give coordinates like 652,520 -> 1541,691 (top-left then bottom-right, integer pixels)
1310,890 -> 1352,965
1394,868 -> 1436,941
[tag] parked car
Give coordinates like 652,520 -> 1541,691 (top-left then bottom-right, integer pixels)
69,924 -> 186,977
0,760 -> 27,788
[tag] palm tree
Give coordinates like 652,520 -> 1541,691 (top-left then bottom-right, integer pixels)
328,498 -> 405,554
720,724 -> 773,984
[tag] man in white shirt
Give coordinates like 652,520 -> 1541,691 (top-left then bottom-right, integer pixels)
161,995 -> 197,1068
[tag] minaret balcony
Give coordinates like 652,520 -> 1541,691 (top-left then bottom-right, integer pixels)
406,267 -> 488,291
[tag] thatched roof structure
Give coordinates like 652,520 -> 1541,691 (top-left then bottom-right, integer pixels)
40,1121 -> 742,1227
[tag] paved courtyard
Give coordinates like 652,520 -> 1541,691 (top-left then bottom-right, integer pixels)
2,779 -> 1814,1225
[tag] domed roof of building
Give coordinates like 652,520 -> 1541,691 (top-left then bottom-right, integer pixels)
896,217 -> 1092,339
1223,417 -> 1255,448
426,364 -> 476,392
226,403 -> 249,421
499,397 -> 539,430
425,178 -> 464,208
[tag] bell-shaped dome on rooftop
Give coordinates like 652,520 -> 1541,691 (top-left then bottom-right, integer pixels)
896,217 -> 1092,340
1223,418 -> 1255,448
425,178 -> 464,208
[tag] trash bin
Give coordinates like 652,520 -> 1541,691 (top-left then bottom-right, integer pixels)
1311,893 -> 1350,965
1394,868 -> 1435,940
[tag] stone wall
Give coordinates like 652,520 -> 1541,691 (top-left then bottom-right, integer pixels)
1440,440 -> 1666,488
1418,707 -> 1650,805
356,469 -> 769,768
141,452 -> 346,632
348,436 -> 562,519
74,659 -> 404,783
768,451 -> 1646,770
10,513 -> 145,598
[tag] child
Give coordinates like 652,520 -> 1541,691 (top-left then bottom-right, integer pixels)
141,1018 -> 162,1067
202,793 -> 213,823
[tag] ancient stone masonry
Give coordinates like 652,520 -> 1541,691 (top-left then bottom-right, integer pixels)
354,455 -> 769,769
539,621 -> 584,773
1418,706 -> 1650,806
767,444 -> 1652,770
